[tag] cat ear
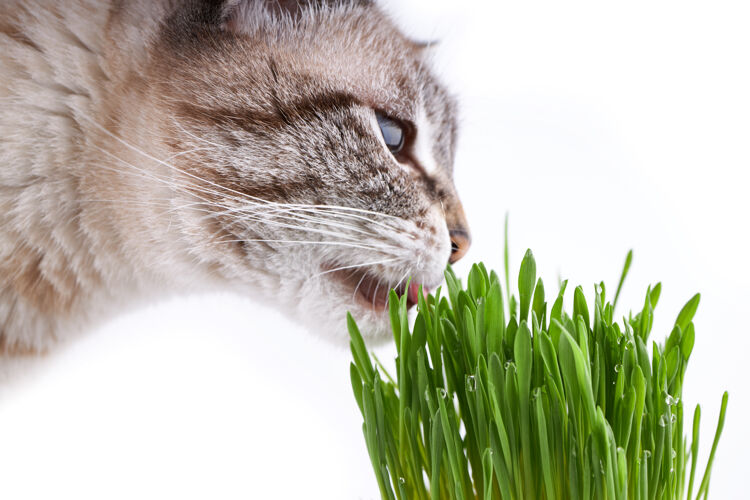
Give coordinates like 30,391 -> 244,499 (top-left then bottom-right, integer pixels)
220,0 -> 373,32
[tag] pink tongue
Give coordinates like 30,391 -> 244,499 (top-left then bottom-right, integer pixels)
407,282 -> 425,305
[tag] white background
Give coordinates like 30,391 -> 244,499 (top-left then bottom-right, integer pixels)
1,1 -> 748,498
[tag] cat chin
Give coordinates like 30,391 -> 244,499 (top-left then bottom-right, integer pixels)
287,278 -> 389,346
281,258 -> 446,346
285,274 -> 445,348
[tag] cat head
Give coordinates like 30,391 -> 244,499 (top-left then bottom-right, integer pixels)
119,0 -> 470,342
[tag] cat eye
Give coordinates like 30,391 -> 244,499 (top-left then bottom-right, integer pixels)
376,113 -> 406,155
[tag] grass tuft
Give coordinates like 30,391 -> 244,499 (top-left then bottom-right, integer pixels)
348,249 -> 728,499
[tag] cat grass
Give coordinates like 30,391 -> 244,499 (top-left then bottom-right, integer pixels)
348,244 -> 728,500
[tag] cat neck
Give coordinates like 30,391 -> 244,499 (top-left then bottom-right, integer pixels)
0,0 -> 216,353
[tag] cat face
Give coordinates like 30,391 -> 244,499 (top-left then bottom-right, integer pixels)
149,1 -> 470,342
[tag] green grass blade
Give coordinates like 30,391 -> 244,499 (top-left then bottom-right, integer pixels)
348,312 -> 375,383
518,249 -> 536,323
350,363 -> 364,415
515,320 -> 534,496
482,448 -> 494,500
675,293 -> 701,333
695,392 -> 729,499
429,409 -> 444,500
535,393 -> 556,500
613,250 -> 633,311
504,213 -> 511,309
687,404 -> 701,500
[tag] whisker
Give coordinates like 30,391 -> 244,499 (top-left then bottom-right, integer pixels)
82,119 -> 412,258
92,145 -> 257,213
371,279 -> 382,310
163,146 -> 214,163
92,144 -> 392,243
352,271 -> 369,302
311,257 -> 400,279
85,117 -> 265,207
213,238 -> 389,253
254,205 -> 396,232
226,206 -> 376,237
172,119 -> 402,222
394,270 -> 411,293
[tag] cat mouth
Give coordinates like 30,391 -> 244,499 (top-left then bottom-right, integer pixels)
325,265 -> 428,312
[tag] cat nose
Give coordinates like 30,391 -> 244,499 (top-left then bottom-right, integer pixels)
448,228 -> 471,264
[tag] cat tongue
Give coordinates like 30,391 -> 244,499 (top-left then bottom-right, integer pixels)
407,282 -> 427,306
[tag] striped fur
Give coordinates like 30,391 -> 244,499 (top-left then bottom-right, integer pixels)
0,0 -> 468,355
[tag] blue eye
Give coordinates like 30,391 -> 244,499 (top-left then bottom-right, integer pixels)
376,113 -> 405,155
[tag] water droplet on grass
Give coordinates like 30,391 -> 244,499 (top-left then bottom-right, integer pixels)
615,364 -> 622,373
466,375 -> 476,392
644,450 -> 652,459
671,450 -> 677,459
659,415 -> 668,427
399,477 -> 406,485
438,388 -> 448,399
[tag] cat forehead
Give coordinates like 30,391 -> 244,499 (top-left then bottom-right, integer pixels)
229,4 -> 442,119
160,1 -> 447,114
156,0 -> 458,167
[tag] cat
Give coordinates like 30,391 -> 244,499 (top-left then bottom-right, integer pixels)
0,0 -> 470,359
